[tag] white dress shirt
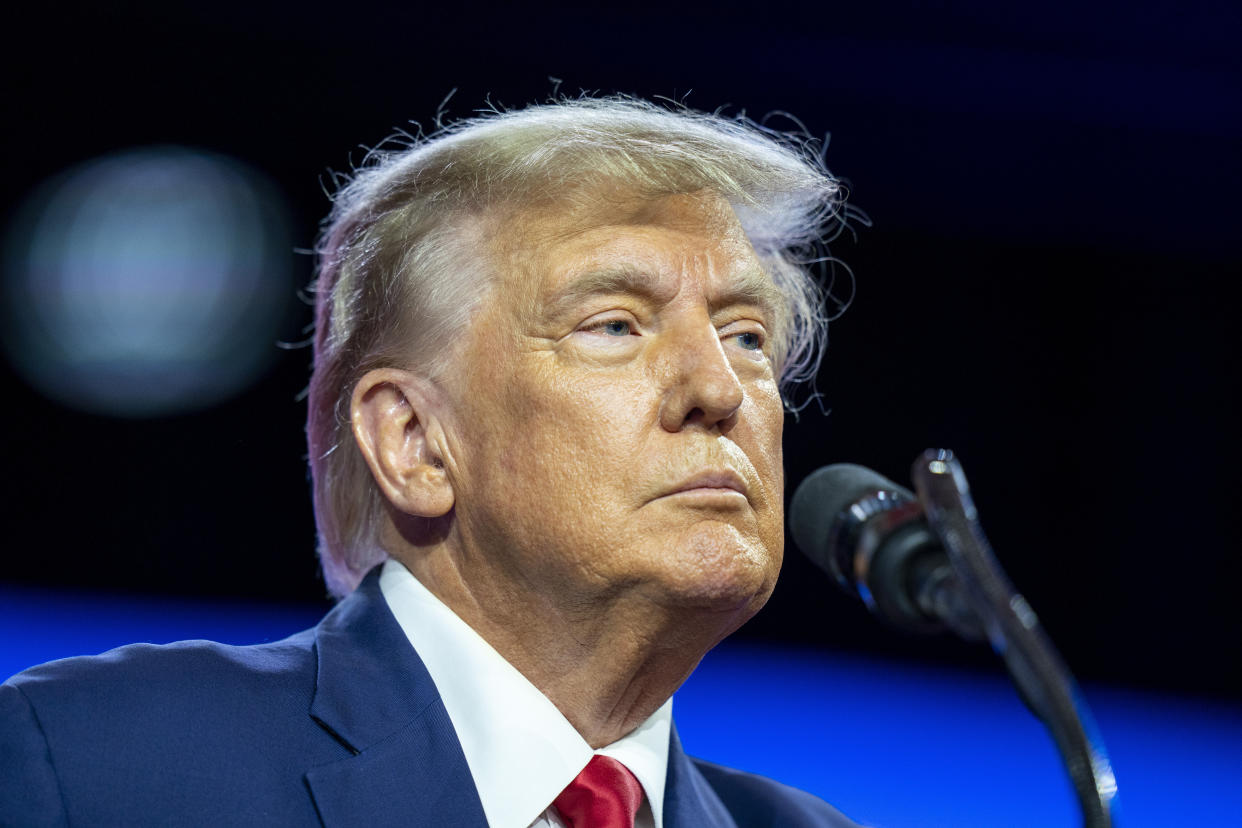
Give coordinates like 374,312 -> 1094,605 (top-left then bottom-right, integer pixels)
379,559 -> 672,828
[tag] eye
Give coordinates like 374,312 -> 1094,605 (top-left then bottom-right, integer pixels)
730,331 -> 763,351
583,318 -> 636,337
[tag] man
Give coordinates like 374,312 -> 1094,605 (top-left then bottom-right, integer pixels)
1,97 -> 859,827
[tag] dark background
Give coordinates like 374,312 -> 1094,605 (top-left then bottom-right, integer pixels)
3,1 -> 1239,700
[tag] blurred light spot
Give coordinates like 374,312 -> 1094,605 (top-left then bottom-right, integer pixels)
2,147 -> 294,417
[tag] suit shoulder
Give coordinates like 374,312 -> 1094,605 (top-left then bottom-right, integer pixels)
5,629 -> 317,714
692,758 -> 862,828
2,631 -> 341,824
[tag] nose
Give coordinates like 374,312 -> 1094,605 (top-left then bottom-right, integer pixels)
657,320 -> 745,433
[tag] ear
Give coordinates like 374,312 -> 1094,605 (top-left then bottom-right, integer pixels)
350,368 -> 454,519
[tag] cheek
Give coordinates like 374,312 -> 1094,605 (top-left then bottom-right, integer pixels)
486,362 -> 651,498
741,381 -> 787,538
743,381 -> 785,475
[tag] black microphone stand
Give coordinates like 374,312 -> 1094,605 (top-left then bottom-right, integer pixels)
910,449 -> 1118,828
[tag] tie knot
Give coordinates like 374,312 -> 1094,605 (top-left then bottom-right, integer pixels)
553,755 -> 645,828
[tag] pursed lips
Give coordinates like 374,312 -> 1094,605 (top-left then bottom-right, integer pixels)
660,469 -> 750,502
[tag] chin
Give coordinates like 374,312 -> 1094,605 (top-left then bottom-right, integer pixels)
656,522 -> 782,614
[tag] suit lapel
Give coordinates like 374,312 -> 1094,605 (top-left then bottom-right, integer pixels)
304,569 -> 487,827
303,569 -> 738,828
663,726 -> 739,828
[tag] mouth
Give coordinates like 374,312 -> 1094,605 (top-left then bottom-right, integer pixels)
661,469 -> 749,502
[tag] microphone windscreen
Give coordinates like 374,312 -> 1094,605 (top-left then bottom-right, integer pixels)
789,464 -> 913,572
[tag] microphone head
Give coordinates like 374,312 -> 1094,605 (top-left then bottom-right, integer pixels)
790,463 -> 915,576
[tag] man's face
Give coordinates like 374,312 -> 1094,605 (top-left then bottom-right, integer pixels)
440,190 -> 785,624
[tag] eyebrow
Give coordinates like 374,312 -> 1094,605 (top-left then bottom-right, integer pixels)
544,263 -> 783,323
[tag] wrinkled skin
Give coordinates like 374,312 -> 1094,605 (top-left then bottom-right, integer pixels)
357,190 -> 786,746
446,190 -> 785,616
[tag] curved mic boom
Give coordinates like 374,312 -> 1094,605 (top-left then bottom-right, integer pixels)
790,453 -> 1118,827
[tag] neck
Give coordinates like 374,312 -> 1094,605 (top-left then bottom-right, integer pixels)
389,535 -> 755,748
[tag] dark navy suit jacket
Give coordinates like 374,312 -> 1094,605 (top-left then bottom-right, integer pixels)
1,571 -> 858,827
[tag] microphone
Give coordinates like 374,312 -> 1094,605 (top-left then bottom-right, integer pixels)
792,457 -> 1120,825
790,464 -> 983,640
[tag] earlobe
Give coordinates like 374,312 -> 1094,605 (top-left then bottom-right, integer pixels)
351,368 -> 455,518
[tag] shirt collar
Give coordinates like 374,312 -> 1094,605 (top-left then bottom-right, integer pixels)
379,559 -> 672,828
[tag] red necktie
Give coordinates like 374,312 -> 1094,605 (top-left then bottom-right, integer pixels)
553,754 -> 645,828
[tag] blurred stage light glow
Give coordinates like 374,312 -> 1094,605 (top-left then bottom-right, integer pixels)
1,147 -> 293,417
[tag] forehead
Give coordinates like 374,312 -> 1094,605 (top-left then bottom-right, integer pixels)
489,190 -> 776,306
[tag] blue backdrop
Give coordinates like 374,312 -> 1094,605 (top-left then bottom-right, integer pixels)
4,583 -> 1238,826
